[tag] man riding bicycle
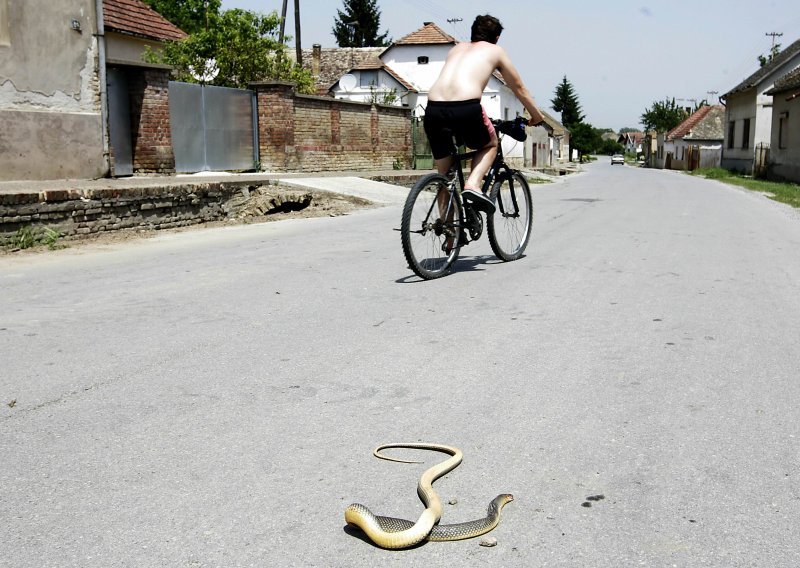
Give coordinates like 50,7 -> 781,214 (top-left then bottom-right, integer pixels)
424,14 -> 547,214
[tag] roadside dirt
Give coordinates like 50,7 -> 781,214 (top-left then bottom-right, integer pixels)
0,189 -> 373,257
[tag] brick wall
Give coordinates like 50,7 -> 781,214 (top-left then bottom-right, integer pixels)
252,82 -> 412,172
128,69 -> 176,174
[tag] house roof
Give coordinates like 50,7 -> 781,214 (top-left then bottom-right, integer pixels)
667,105 -> 725,141
722,36 -> 800,98
617,131 -> 643,145
299,47 -> 384,94
349,61 -> 418,92
103,0 -> 186,42
524,108 -> 567,136
393,22 -> 456,46
766,66 -> 800,95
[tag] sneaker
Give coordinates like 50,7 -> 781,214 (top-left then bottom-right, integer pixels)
462,188 -> 496,214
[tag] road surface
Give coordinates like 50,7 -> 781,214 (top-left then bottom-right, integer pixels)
2,161 -> 799,567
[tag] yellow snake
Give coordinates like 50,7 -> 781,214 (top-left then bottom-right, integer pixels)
344,443 -> 514,549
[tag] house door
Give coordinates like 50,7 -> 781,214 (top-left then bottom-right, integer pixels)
106,68 -> 133,176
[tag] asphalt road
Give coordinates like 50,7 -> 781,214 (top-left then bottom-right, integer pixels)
2,161 -> 800,567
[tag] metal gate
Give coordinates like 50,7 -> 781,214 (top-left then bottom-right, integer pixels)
169,81 -> 258,173
107,68 -> 133,176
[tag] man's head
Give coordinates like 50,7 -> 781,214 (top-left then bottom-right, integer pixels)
471,15 -> 503,44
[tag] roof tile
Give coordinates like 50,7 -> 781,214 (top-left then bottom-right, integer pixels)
723,36 -> 800,98
103,0 -> 187,42
394,22 -> 456,46
667,105 -> 725,140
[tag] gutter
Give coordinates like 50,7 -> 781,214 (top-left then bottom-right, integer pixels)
94,0 -> 110,175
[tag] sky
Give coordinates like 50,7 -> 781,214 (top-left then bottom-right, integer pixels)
219,0 -> 800,131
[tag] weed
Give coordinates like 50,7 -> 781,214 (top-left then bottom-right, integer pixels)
693,168 -> 800,208
1,226 -> 64,251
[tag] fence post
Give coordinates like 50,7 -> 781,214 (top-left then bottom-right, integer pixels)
250,81 -> 297,172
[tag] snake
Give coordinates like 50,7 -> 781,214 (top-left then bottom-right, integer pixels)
344,443 -> 514,549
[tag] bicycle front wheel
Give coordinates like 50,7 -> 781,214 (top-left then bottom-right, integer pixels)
401,173 -> 463,280
487,171 -> 533,261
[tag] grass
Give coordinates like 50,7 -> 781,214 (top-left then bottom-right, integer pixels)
1,226 -> 65,251
692,168 -> 800,208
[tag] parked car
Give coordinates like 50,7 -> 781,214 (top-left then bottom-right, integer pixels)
611,154 -> 624,165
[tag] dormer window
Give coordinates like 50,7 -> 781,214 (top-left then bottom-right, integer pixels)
360,70 -> 378,87
417,56 -> 429,65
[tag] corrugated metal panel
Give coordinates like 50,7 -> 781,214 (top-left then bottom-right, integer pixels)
169,82 -> 256,173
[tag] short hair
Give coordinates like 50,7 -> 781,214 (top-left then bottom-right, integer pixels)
471,15 -> 503,43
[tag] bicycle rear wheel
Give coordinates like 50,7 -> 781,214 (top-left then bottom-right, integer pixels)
401,173 -> 463,280
487,171 -> 533,261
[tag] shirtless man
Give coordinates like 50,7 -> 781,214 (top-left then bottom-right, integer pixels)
424,15 -> 546,213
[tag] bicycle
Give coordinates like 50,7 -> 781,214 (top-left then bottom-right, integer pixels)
401,116 -> 533,280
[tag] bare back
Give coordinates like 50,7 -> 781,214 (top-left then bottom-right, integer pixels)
428,42 -> 503,102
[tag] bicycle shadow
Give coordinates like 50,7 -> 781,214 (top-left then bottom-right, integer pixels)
396,254 -> 523,283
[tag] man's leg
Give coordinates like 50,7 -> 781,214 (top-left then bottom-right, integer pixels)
465,140 -> 497,191
433,156 -> 457,252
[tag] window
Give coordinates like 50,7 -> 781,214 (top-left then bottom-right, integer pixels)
360,70 -> 378,88
741,118 -> 750,149
0,0 -> 10,47
779,112 -> 789,149
417,56 -> 429,65
727,121 -> 735,149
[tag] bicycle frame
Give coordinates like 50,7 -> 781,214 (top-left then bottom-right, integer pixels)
444,129 -> 522,225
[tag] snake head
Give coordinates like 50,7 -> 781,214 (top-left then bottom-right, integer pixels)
490,493 -> 515,513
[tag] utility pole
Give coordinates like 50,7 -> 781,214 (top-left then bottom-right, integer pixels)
707,90 -> 719,104
278,0 -> 288,44
294,0 -> 302,65
446,17 -> 462,38
766,31 -> 783,49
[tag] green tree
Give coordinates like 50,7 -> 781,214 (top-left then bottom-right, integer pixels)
758,43 -> 781,67
147,9 -> 314,93
570,123 -> 604,161
599,138 -> 624,155
551,76 -> 585,129
640,97 -> 688,132
332,0 -> 390,47
551,76 -> 585,161
142,0 -> 221,35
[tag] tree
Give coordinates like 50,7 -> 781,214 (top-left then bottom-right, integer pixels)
599,138 -> 624,155
619,127 -> 640,134
146,9 -> 314,92
640,97 -> 688,132
332,0 -> 390,47
551,76 -> 585,161
551,76 -> 585,129
570,123 -> 603,161
758,43 -> 782,67
142,0 -> 221,35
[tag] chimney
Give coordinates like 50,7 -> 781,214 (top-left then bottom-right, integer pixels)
312,44 -> 321,77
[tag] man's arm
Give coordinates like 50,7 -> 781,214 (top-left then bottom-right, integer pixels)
495,48 -> 546,126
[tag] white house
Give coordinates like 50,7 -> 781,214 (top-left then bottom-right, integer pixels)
662,105 -> 725,170
327,22 -> 528,166
765,67 -> 800,182
720,36 -> 800,173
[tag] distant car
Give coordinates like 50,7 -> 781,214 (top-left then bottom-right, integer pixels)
611,154 -> 624,165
